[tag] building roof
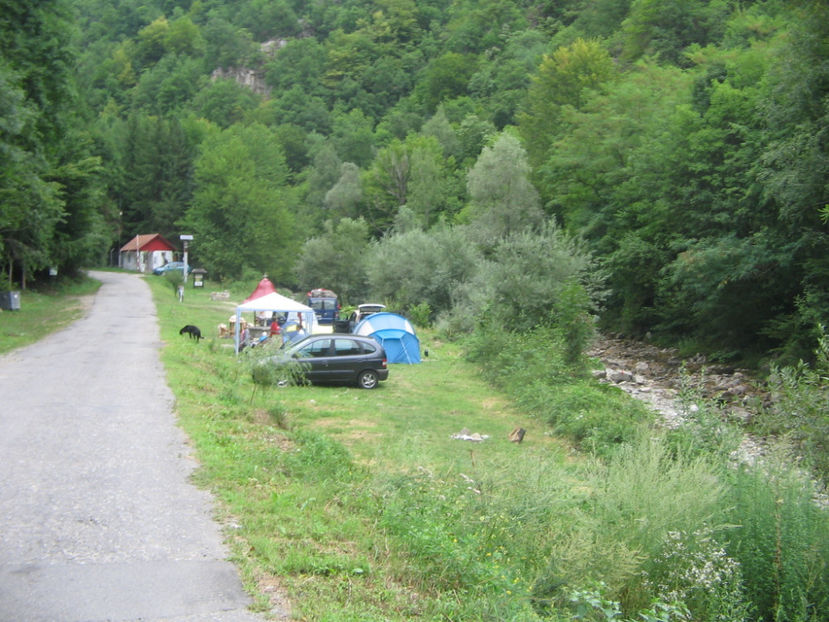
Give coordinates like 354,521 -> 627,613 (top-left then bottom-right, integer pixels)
120,233 -> 177,253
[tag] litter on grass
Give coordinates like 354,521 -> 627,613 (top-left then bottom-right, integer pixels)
451,428 -> 490,442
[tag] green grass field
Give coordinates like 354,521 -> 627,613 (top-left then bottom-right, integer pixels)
146,274 -> 829,622
147,273 -> 576,618
0,275 -> 101,355
5,271 -> 825,620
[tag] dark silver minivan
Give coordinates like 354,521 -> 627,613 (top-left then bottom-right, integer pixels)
270,334 -> 388,389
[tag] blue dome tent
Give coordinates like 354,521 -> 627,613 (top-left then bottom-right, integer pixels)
354,312 -> 421,364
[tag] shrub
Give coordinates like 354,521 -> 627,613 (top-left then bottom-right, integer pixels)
365,226 -> 481,315
554,582 -> 694,621
248,343 -> 309,388
250,360 -> 280,387
407,301 -> 432,328
435,303 -> 477,338
552,279 -> 597,369
642,527 -> 752,621
163,270 -> 184,293
531,382 -> 651,457
463,315 -> 515,369
466,321 -> 572,385
459,223 -> 604,334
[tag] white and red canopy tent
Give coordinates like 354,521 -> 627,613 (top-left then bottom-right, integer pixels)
233,292 -> 315,353
243,276 -> 277,303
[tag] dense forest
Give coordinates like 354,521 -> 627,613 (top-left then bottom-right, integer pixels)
1,0 -> 827,364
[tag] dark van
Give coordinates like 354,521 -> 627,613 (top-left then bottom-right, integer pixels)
306,288 -> 339,324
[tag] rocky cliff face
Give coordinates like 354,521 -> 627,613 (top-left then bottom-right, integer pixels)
210,66 -> 271,96
210,39 -> 287,97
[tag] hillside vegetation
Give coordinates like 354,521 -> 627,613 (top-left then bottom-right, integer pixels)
1,0 -> 827,366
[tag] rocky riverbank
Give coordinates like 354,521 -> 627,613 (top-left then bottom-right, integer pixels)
588,335 -> 769,464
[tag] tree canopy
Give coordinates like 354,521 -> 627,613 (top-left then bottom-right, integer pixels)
0,0 -> 105,286
4,0 -> 827,363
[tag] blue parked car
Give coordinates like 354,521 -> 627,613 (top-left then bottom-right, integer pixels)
153,261 -> 190,275
305,288 -> 340,324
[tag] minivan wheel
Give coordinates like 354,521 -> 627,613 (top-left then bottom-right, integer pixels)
357,370 -> 379,389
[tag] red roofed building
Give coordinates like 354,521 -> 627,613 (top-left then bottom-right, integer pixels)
119,233 -> 178,273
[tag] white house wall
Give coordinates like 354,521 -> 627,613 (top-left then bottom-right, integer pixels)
119,250 -> 174,273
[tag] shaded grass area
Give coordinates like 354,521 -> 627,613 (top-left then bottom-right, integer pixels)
0,273 -> 101,355
147,276 -> 828,621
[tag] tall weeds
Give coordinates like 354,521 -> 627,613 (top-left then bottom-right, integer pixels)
756,329 -> 829,485
724,454 -> 829,621
531,435 -> 728,614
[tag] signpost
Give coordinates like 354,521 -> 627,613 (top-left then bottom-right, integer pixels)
180,234 -> 193,285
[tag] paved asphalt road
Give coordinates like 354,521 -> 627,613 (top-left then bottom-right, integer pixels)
0,271 -> 266,622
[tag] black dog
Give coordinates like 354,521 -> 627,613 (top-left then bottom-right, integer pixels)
179,325 -> 202,341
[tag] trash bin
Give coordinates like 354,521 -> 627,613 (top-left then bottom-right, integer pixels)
0,291 -> 20,310
191,268 -> 207,288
